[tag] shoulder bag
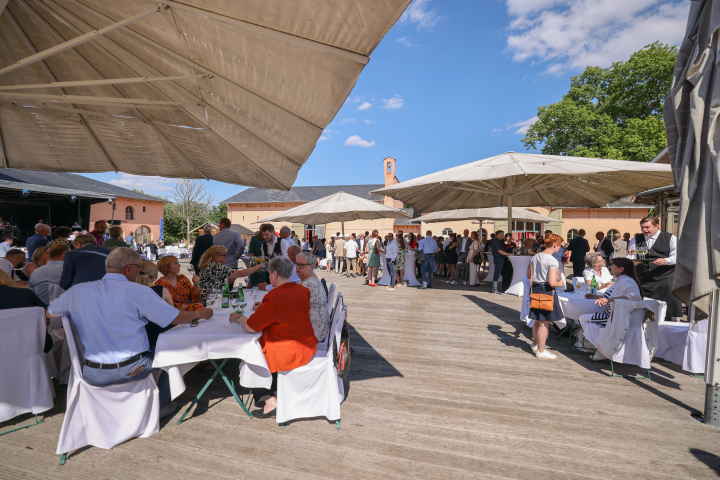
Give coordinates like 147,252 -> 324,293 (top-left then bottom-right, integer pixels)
529,263 -> 554,311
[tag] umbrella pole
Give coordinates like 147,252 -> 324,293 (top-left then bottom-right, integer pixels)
507,197 -> 513,239
704,290 -> 720,426
341,221 -> 345,237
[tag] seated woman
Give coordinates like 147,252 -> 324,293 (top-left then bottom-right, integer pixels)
135,260 -> 175,349
0,270 -> 53,353
155,255 -> 204,311
198,246 -> 262,305
582,252 -> 613,290
295,252 -> 330,342
229,256 -> 317,419
102,226 -> 127,249
576,259 -> 643,356
17,246 -> 50,283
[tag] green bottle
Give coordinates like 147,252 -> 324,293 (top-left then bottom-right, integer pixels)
222,279 -> 230,308
237,288 -> 245,312
590,277 -> 597,295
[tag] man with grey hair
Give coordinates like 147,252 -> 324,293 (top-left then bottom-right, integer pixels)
279,226 -> 292,257
258,244 -> 302,291
50,248 -> 213,419
191,224 -> 215,274
26,223 -> 50,259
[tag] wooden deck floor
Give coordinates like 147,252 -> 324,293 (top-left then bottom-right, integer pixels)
2,268 -> 720,479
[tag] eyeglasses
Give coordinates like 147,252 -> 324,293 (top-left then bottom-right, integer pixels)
130,263 -> 143,269
295,262 -> 310,268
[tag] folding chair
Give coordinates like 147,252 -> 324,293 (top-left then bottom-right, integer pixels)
326,282 -> 337,314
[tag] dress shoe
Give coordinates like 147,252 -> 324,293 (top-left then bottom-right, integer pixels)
252,408 -> 276,419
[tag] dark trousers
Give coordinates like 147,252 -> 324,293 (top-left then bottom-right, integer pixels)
501,259 -> 514,291
252,372 -> 279,402
492,256 -> 505,283
572,261 -> 585,279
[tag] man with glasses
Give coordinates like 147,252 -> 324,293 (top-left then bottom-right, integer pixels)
50,248 -> 213,419
258,244 -> 302,291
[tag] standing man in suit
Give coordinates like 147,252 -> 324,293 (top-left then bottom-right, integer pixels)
191,225 -> 214,274
567,229 -> 590,279
59,234 -> 111,290
451,229 -> 472,285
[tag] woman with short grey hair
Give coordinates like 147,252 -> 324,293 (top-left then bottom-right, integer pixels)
582,252 -> 613,289
295,252 -> 330,342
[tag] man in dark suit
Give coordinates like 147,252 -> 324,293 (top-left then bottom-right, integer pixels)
191,225 -> 214,274
59,234 -> 111,290
567,229 -> 590,278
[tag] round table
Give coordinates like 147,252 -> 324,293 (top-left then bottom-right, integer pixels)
376,253 -> 391,286
556,291 -> 603,320
481,256 -> 502,283
403,250 -> 421,286
504,256 -> 532,296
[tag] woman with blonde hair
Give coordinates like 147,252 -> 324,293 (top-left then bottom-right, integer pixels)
526,233 -> 566,359
135,260 -> 173,307
16,245 -> 50,282
198,245 -> 262,304
155,255 -> 203,311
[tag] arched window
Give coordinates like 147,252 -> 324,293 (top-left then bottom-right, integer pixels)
606,228 -> 619,239
387,162 -> 392,173
481,228 -> 488,239
135,226 -> 151,244
125,206 -> 134,220
442,228 -> 453,235
567,229 -> 579,241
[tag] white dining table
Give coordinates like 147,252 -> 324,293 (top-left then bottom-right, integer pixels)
481,256 -> 502,283
403,250 -> 422,286
556,291 -> 604,321
153,292 -> 271,423
377,252 -> 391,286
504,256 -> 532,296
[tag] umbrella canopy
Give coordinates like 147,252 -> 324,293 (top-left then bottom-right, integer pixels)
372,151 -> 673,234
254,191 -> 410,235
0,0 -> 411,189
419,207 -> 559,224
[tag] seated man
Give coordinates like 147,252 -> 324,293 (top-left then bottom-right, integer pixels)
49,248 -> 213,418
229,256 -> 317,419
257,244 -> 302,291
59,234 -> 111,290
29,243 -> 70,304
0,248 -> 25,281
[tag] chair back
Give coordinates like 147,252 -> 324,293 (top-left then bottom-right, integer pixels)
320,294 -> 344,352
0,307 -> 46,360
331,306 -> 347,352
61,316 -> 85,381
330,292 -> 343,323
326,282 -> 337,313
571,277 -> 588,292
320,277 -> 328,297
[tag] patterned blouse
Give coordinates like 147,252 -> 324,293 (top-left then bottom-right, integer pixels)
301,276 -> 330,342
198,261 -> 234,305
155,274 -> 203,312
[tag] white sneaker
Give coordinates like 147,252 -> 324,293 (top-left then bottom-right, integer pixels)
422,281 -> 427,289
535,350 -> 557,359
450,281 -> 457,285
463,281 -> 467,285
531,343 -> 538,354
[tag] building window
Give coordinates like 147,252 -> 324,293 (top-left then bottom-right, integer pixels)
135,225 -> 151,244
442,228 -> 453,235
387,162 -> 392,173
567,229 -> 579,241
125,206 -> 134,220
606,229 -> 619,239
481,228 -> 488,239
143,206 -> 146,213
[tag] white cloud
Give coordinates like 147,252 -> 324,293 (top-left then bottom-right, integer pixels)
108,174 -> 175,194
363,119 -> 377,124
397,37 -> 415,48
505,1 -> 687,75
357,102 -> 372,111
345,135 -> 376,148
319,128 -> 339,141
382,94 -> 404,110
491,128 -> 503,134
400,0 -> 442,30
507,116 -> 539,135
339,118 -> 356,124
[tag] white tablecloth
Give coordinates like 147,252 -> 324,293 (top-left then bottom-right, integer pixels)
656,323 -> 689,365
377,253 -> 391,286
404,250 -> 421,286
505,256 -> 532,296
556,291 -> 603,320
481,256 -> 502,283
153,307 -> 271,400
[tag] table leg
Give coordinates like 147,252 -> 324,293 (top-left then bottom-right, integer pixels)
215,360 -> 254,418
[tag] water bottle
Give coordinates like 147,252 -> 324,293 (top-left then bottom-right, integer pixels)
237,287 -> 245,311
590,277 -> 597,295
222,279 -> 230,308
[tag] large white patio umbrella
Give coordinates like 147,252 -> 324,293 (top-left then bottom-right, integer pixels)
254,191 -> 410,236
419,207 -> 558,225
372,152 -> 673,233
0,0 -> 411,189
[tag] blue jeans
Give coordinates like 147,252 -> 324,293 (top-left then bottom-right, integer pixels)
386,259 -> 397,287
82,352 -> 171,407
493,256 -> 505,283
421,257 -> 436,287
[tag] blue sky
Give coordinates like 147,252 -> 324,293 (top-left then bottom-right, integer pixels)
84,0 -> 689,202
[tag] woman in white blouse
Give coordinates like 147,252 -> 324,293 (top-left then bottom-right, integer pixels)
579,257 -> 643,329
467,231 -> 481,286
582,253 -> 614,290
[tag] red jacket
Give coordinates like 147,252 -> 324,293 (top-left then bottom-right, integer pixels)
247,282 -> 317,373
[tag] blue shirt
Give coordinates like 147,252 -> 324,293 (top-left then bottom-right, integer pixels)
552,246 -> 567,264
49,273 -> 179,364
29,260 -> 64,304
0,241 -> 12,258
26,234 -> 49,259
418,236 -> 438,254
213,228 -> 246,268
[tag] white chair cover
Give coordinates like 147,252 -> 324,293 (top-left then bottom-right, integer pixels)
683,319 -> 708,374
327,282 -> 337,315
0,307 -> 55,423
317,294 -> 344,355
584,299 -> 663,369
56,316 -> 160,454
276,307 -> 346,424
656,323 -> 689,365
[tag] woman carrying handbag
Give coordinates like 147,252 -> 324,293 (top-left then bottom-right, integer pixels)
527,233 -> 566,359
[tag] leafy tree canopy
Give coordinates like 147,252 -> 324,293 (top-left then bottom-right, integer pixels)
522,42 -> 678,161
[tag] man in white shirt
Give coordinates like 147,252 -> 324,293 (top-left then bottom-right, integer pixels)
626,215 -> 682,319
418,231 -> 438,289
344,234 -> 359,278
0,248 -> 25,280
29,244 -> 69,304
49,248 -> 213,418
384,233 -> 399,290
0,236 -> 13,257
278,226 -> 292,257
258,244 -> 302,290
452,229 -> 472,285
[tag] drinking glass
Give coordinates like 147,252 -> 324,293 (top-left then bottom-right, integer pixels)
252,287 -> 259,301
230,297 -> 239,311
575,279 -> 583,292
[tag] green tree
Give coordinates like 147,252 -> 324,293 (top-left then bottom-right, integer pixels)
522,42 -> 678,161
205,204 -> 228,224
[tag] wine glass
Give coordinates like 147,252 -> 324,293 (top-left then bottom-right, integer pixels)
575,278 -> 583,293
230,296 -> 239,312
252,286 -> 259,302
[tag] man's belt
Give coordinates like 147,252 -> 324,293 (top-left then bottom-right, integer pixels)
84,351 -> 149,370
